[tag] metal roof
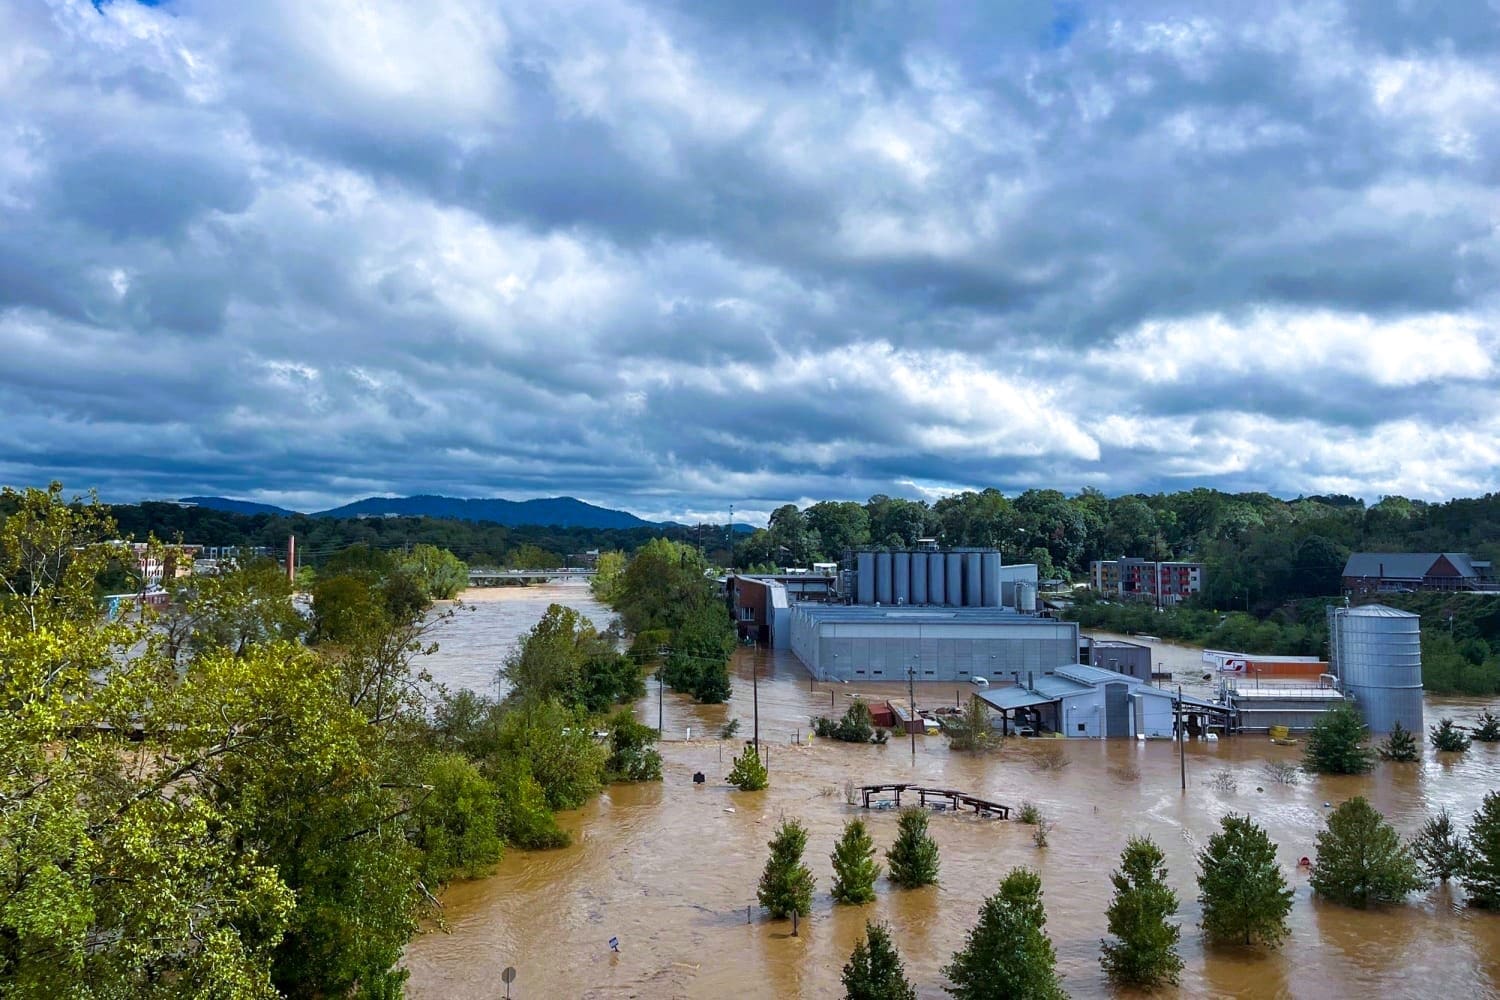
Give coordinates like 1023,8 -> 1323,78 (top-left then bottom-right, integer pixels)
1342,552 -> 1481,580
791,604 -> 1059,626
1343,603 -> 1418,619
1055,663 -> 1143,687
1032,673 -> 1093,698
977,686 -> 1059,711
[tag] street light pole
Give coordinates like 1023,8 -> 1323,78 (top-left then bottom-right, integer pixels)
1178,684 -> 1186,791
908,660 -> 917,764
753,653 -> 759,750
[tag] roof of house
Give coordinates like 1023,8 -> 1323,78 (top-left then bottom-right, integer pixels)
1342,552 -> 1481,579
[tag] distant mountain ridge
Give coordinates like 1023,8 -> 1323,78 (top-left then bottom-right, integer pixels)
180,494 -> 656,529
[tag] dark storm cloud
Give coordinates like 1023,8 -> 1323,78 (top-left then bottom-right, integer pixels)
2,0 -> 1500,521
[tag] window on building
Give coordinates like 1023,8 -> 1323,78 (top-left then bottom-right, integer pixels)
1077,723 -> 1086,733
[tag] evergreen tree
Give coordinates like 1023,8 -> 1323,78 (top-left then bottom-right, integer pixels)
1310,797 -> 1425,907
842,921 -> 917,1000
886,808 -> 940,888
943,868 -> 1065,1000
1377,720 -> 1420,762
1100,836 -> 1183,988
727,743 -> 768,791
757,818 -> 815,919
1302,702 -> 1373,774
1429,718 -> 1471,752
1196,814 -> 1293,947
831,818 -> 881,905
1472,710 -> 1500,742
1463,790 -> 1500,909
1412,807 -> 1469,884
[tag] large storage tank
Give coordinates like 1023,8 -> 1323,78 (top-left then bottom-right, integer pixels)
893,551 -> 911,605
981,551 -> 1001,607
876,551 -> 893,605
1016,581 -> 1037,613
928,553 -> 946,605
1331,604 -> 1422,733
911,552 -> 928,605
857,551 -> 875,605
945,553 -> 963,607
964,552 -> 982,607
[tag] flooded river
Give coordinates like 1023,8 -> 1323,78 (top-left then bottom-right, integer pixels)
407,585 -> 1500,999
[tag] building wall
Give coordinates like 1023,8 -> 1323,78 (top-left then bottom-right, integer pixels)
791,613 -> 1079,683
1058,689 -> 1105,738
1133,691 -> 1176,738
1088,642 -> 1152,682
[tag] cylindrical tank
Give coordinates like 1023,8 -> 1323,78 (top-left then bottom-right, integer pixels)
1334,604 -> 1422,733
876,551 -> 893,605
981,551 -> 1001,607
1017,581 -> 1037,613
945,553 -> 963,607
964,551 -> 982,607
928,552 -> 945,605
857,551 -> 875,605
911,552 -> 928,604
894,551 -> 911,605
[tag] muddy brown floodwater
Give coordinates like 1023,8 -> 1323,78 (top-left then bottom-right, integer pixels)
406,585 -> 1500,999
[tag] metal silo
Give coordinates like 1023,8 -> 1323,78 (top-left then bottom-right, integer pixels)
911,552 -> 928,604
928,552 -> 945,605
1332,604 -> 1422,733
876,551 -> 893,604
945,552 -> 963,607
1016,581 -> 1037,613
857,551 -> 875,605
894,551 -> 911,605
964,552 -> 981,607
981,551 -> 1001,607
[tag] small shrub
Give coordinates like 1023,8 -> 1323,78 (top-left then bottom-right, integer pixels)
728,743 -> 768,791
1429,718 -> 1471,753
843,779 -> 858,806
1303,702 -> 1373,775
1472,710 -> 1500,743
1018,801 -> 1042,825
1029,745 -> 1070,771
1260,761 -> 1300,786
1109,762 -> 1141,782
1033,817 -> 1054,849
1463,790 -> 1500,908
719,718 -> 741,740
1413,807 -> 1469,883
1206,768 -> 1238,794
1378,721 -> 1420,762
812,701 -> 878,743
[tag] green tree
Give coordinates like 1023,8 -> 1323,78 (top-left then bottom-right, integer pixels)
603,708 -> 663,782
886,808 -> 940,888
407,752 -> 503,885
842,921 -> 916,1000
758,818 -> 815,919
1412,807 -> 1469,884
831,819 -> 881,905
491,756 -> 570,850
401,543 -> 468,600
1310,797 -> 1425,907
1473,710 -> 1500,742
946,696 -> 994,752
590,549 -> 626,603
1378,720 -> 1420,761
727,743 -> 768,791
943,867 -> 1065,1000
1429,718 -> 1472,752
813,700 -> 878,743
1463,790 -> 1500,909
614,538 -> 713,634
1100,836 -> 1183,988
1303,702 -> 1373,774
493,699 -> 607,810
1196,814 -> 1293,948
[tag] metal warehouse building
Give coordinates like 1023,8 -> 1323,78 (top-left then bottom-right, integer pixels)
788,604 -> 1079,683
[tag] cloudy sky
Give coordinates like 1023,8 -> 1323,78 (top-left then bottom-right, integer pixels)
4,0 -> 1500,523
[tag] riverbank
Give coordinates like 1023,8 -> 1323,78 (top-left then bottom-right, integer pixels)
406,621 -> 1500,999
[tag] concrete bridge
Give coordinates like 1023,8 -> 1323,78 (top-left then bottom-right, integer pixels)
467,566 -> 598,585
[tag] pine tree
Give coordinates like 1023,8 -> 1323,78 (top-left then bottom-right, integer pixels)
1429,718 -> 1471,753
1412,807 -> 1469,884
1302,702 -> 1373,774
1463,790 -> 1500,909
886,807 -> 940,888
831,818 -> 881,905
842,922 -> 917,1000
943,868 -> 1065,1000
1472,710 -> 1500,743
1377,720 -> 1420,762
1196,814 -> 1293,948
727,743 -> 768,791
757,818 -> 815,919
1100,836 -> 1183,988
1310,797 -> 1425,907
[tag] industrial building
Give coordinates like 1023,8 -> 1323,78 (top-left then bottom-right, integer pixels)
976,664 -> 1223,739
1082,637 -> 1153,682
1328,603 -> 1423,732
1341,552 -> 1495,594
849,548 -> 1039,610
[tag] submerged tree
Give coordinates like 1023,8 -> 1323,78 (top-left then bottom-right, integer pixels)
1472,710 -> 1500,743
758,818 -> 815,919
1429,718 -> 1472,752
1412,807 -> 1469,884
831,818 -> 881,905
946,695 -> 996,752
886,808 -> 940,888
1378,720 -> 1420,762
1310,797 -> 1425,907
842,922 -> 917,1000
1100,837 -> 1183,988
1196,814 -> 1293,948
1463,790 -> 1500,909
727,743 -> 768,791
1303,702 -> 1373,774
943,868 -> 1065,1000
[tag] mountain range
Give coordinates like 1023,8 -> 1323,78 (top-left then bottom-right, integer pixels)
179,494 -> 659,529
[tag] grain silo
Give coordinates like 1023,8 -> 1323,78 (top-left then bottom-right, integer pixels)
876,551 -> 893,605
945,552 -> 963,607
963,551 -> 982,607
911,552 -> 928,604
856,551 -> 875,604
1016,581 -> 1037,613
893,551 -> 911,605
981,551 -> 1001,607
928,552 -> 946,605
1329,604 -> 1422,733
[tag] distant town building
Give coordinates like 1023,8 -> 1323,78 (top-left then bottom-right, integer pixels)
1341,552 -> 1495,594
1089,558 -> 1204,606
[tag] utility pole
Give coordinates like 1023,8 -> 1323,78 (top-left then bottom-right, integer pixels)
657,667 -> 664,737
908,662 -> 917,764
1178,684 -> 1186,791
752,654 -> 759,750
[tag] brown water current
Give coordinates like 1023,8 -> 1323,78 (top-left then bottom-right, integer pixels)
406,585 -> 1500,999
